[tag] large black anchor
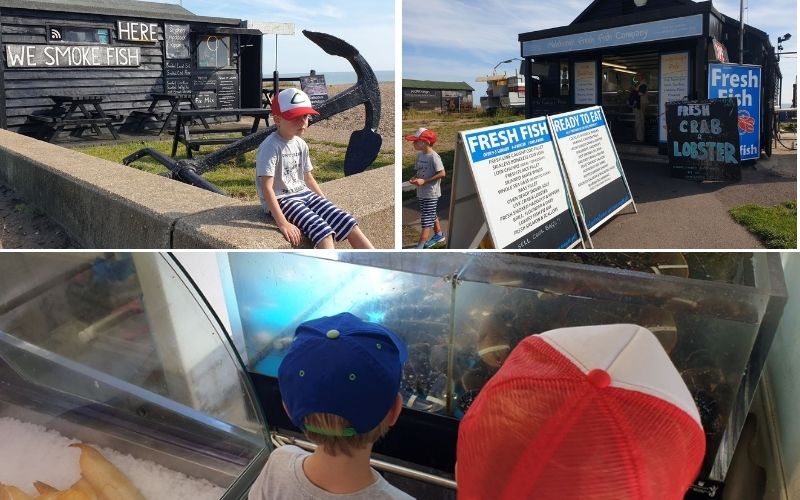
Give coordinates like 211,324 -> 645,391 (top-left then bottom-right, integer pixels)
121,30 -> 382,195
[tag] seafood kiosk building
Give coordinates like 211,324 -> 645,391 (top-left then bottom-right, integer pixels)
0,0 -> 263,131
402,79 -> 475,112
518,0 -> 781,156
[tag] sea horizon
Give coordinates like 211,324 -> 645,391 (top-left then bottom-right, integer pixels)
274,70 -> 394,85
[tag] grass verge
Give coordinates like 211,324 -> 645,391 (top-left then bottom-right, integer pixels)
75,136 -> 392,201
729,200 -> 797,249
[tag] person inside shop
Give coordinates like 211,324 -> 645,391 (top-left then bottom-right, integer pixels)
456,324 -> 706,500
256,88 -> 374,249
633,80 -> 649,142
248,312 -> 414,500
405,127 -> 446,249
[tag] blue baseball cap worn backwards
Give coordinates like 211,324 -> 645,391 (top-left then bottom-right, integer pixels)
278,312 -> 408,435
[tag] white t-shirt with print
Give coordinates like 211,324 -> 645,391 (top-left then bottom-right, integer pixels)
256,133 -> 313,213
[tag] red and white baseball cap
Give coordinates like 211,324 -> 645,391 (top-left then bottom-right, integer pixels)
404,127 -> 438,145
457,324 -> 705,500
271,88 -> 320,120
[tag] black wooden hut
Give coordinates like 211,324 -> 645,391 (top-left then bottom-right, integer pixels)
0,0 -> 263,132
518,0 -> 781,156
402,79 -> 475,112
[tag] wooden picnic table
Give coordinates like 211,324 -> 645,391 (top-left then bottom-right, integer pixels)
171,108 -> 271,158
130,93 -> 210,137
27,94 -> 120,142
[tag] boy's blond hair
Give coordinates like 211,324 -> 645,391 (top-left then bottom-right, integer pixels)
278,313 -> 407,453
304,409 -> 393,456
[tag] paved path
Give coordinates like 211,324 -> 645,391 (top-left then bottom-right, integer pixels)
402,143 -> 796,249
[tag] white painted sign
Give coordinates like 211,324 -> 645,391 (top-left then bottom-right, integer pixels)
5,44 -> 140,68
574,61 -> 597,105
549,106 -> 634,234
450,117 -> 582,249
245,21 -> 295,35
659,52 -> 690,142
117,21 -> 158,42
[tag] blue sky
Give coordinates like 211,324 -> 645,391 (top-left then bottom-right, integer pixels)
152,0 -> 395,73
403,0 -> 797,106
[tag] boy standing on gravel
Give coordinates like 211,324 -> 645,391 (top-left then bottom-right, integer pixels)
405,127 -> 446,249
256,88 -> 374,249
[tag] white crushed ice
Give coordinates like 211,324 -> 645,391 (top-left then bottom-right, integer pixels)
0,417 -> 227,499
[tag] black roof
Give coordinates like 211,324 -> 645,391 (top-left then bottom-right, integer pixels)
403,79 -> 475,91
0,0 -> 242,25
571,0 -> 697,25
519,1 -> 716,42
519,0 -> 770,45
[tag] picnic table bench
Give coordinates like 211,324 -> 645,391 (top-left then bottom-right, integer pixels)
28,95 -> 120,142
171,108 -> 271,158
130,93 -> 210,136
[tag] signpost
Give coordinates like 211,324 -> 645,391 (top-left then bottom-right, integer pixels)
548,106 -> 635,242
448,117 -> 582,249
708,63 -> 761,160
300,74 -> 329,107
666,99 -> 740,181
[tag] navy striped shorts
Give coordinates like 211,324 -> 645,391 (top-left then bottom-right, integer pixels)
418,197 -> 439,228
278,190 -> 357,247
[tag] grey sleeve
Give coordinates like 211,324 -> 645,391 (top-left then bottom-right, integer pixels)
433,153 -> 445,173
256,141 -> 278,177
300,139 -> 314,173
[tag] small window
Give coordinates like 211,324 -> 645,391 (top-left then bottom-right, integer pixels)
51,27 -> 111,44
197,35 -> 231,69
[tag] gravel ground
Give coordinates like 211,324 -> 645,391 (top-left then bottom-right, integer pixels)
0,185 -> 78,249
303,81 -> 394,150
0,81 -> 395,249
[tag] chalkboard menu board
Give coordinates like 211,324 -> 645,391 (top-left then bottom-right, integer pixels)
165,59 -> 191,78
216,72 -> 239,109
193,74 -> 215,91
194,91 -> 217,109
666,98 -> 740,182
165,24 -> 190,59
300,74 -> 328,107
165,78 -> 191,95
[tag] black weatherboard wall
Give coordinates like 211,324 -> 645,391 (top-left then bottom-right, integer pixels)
0,0 -> 262,131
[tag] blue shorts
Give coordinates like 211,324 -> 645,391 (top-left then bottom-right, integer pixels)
418,197 -> 439,229
277,190 -> 357,247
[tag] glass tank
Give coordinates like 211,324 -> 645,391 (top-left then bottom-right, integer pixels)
223,252 -> 787,482
0,253 -> 268,500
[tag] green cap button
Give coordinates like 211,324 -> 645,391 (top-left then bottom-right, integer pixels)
326,329 -> 340,339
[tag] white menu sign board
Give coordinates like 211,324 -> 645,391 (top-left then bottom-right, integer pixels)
450,117 -> 582,249
659,52 -> 690,142
574,61 -> 597,105
549,106 -> 634,233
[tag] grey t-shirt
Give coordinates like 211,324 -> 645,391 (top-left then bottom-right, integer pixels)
414,151 -> 444,199
255,133 -> 313,213
248,445 -> 414,500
